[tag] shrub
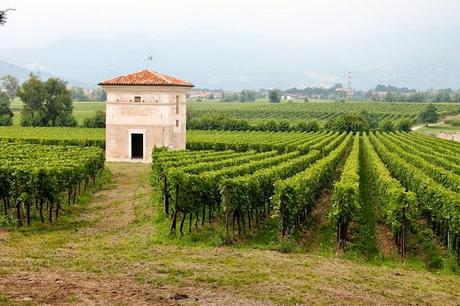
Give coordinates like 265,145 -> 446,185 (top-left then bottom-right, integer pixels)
0,114 -> 12,126
396,118 -> 413,132
381,120 -> 395,132
83,111 -> 106,128
0,92 -> 13,126
325,114 -> 369,132
445,119 -> 460,127
295,120 -> 319,132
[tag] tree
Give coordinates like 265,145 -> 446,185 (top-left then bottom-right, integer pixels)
397,118 -> 412,132
304,97 -> 309,102
359,110 -> 379,129
404,92 -> 426,103
1,75 -> 20,99
70,87 -> 90,101
239,90 -> 256,102
17,74 -> 76,127
44,78 -> 74,126
433,91 -> 451,102
418,104 -> 439,126
0,91 -> 13,126
92,88 -> 107,101
325,114 -> 369,132
268,90 -> 281,103
0,8 -> 15,26
454,92 -> 460,103
83,110 -> 106,128
384,92 -> 396,102
380,120 -> 395,132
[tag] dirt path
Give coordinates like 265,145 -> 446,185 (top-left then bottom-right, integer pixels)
411,120 -> 445,131
80,164 -> 137,232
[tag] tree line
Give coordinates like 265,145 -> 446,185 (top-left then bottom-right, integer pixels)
0,74 -> 105,127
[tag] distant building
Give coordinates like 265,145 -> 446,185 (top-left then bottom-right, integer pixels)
98,69 -> 194,163
188,89 -> 224,100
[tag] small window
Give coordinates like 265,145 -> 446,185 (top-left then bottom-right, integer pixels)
134,96 -> 141,103
175,95 -> 180,114
176,120 -> 179,127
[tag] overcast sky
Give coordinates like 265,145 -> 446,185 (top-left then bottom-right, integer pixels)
2,0 -> 460,89
3,0 -> 460,48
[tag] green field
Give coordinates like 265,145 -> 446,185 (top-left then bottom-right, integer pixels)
9,99 -> 460,128
188,100 -> 460,126
10,99 -> 105,125
416,114 -> 460,135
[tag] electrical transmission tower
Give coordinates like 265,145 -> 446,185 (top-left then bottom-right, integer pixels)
346,71 -> 353,97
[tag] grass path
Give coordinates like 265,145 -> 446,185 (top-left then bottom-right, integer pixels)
1,163 -> 460,305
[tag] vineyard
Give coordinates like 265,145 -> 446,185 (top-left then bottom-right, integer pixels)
188,101 -> 460,125
153,131 -> 460,261
0,142 -> 105,225
0,126 -> 105,148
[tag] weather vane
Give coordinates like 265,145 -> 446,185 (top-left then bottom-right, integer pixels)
144,55 -> 153,68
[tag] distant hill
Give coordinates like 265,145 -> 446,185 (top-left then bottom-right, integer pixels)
0,60 -> 91,87
1,26 -> 460,90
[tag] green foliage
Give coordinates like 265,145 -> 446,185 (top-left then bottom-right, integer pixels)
0,126 -> 105,148
0,92 -> 13,126
404,92 -> 427,103
268,90 -> 281,103
359,110 -> 379,129
380,120 -> 395,132
188,101 -> 460,131
17,74 -> 76,127
294,120 -> 319,132
325,114 -> 369,132
0,142 -> 105,226
362,134 -> 417,256
152,131 -> 351,238
71,87 -> 107,102
71,87 -> 90,101
396,118 -> 413,132
272,133 -> 353,236
186,130 -> 322,152
444,119 -> 460,127
187,112 -> 251,131
330,135 -> 360,245
369,132 -> 460,255
83,110 -> 106,128
239,90 -> 257,102
1,74 -> 20,99
418,104 -> 439,125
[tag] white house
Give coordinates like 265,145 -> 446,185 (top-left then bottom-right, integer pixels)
98,69 -> 194,163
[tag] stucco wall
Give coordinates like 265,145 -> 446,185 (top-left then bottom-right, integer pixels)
102,85 -> 188,163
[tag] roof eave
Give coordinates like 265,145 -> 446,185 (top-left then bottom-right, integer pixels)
97,83 -> 195,88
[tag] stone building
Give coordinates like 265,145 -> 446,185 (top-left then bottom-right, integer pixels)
98,69 -> 194,163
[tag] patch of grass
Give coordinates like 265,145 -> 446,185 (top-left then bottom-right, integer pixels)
0,293 -> 15,306
417,124 -> 460,135
277,238 -> 297,253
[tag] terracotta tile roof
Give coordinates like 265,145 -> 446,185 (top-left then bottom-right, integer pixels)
98,69 -> 194,87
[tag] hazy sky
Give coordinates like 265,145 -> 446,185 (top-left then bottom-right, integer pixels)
3,0 -> 460,48
2,0 -> 460,89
